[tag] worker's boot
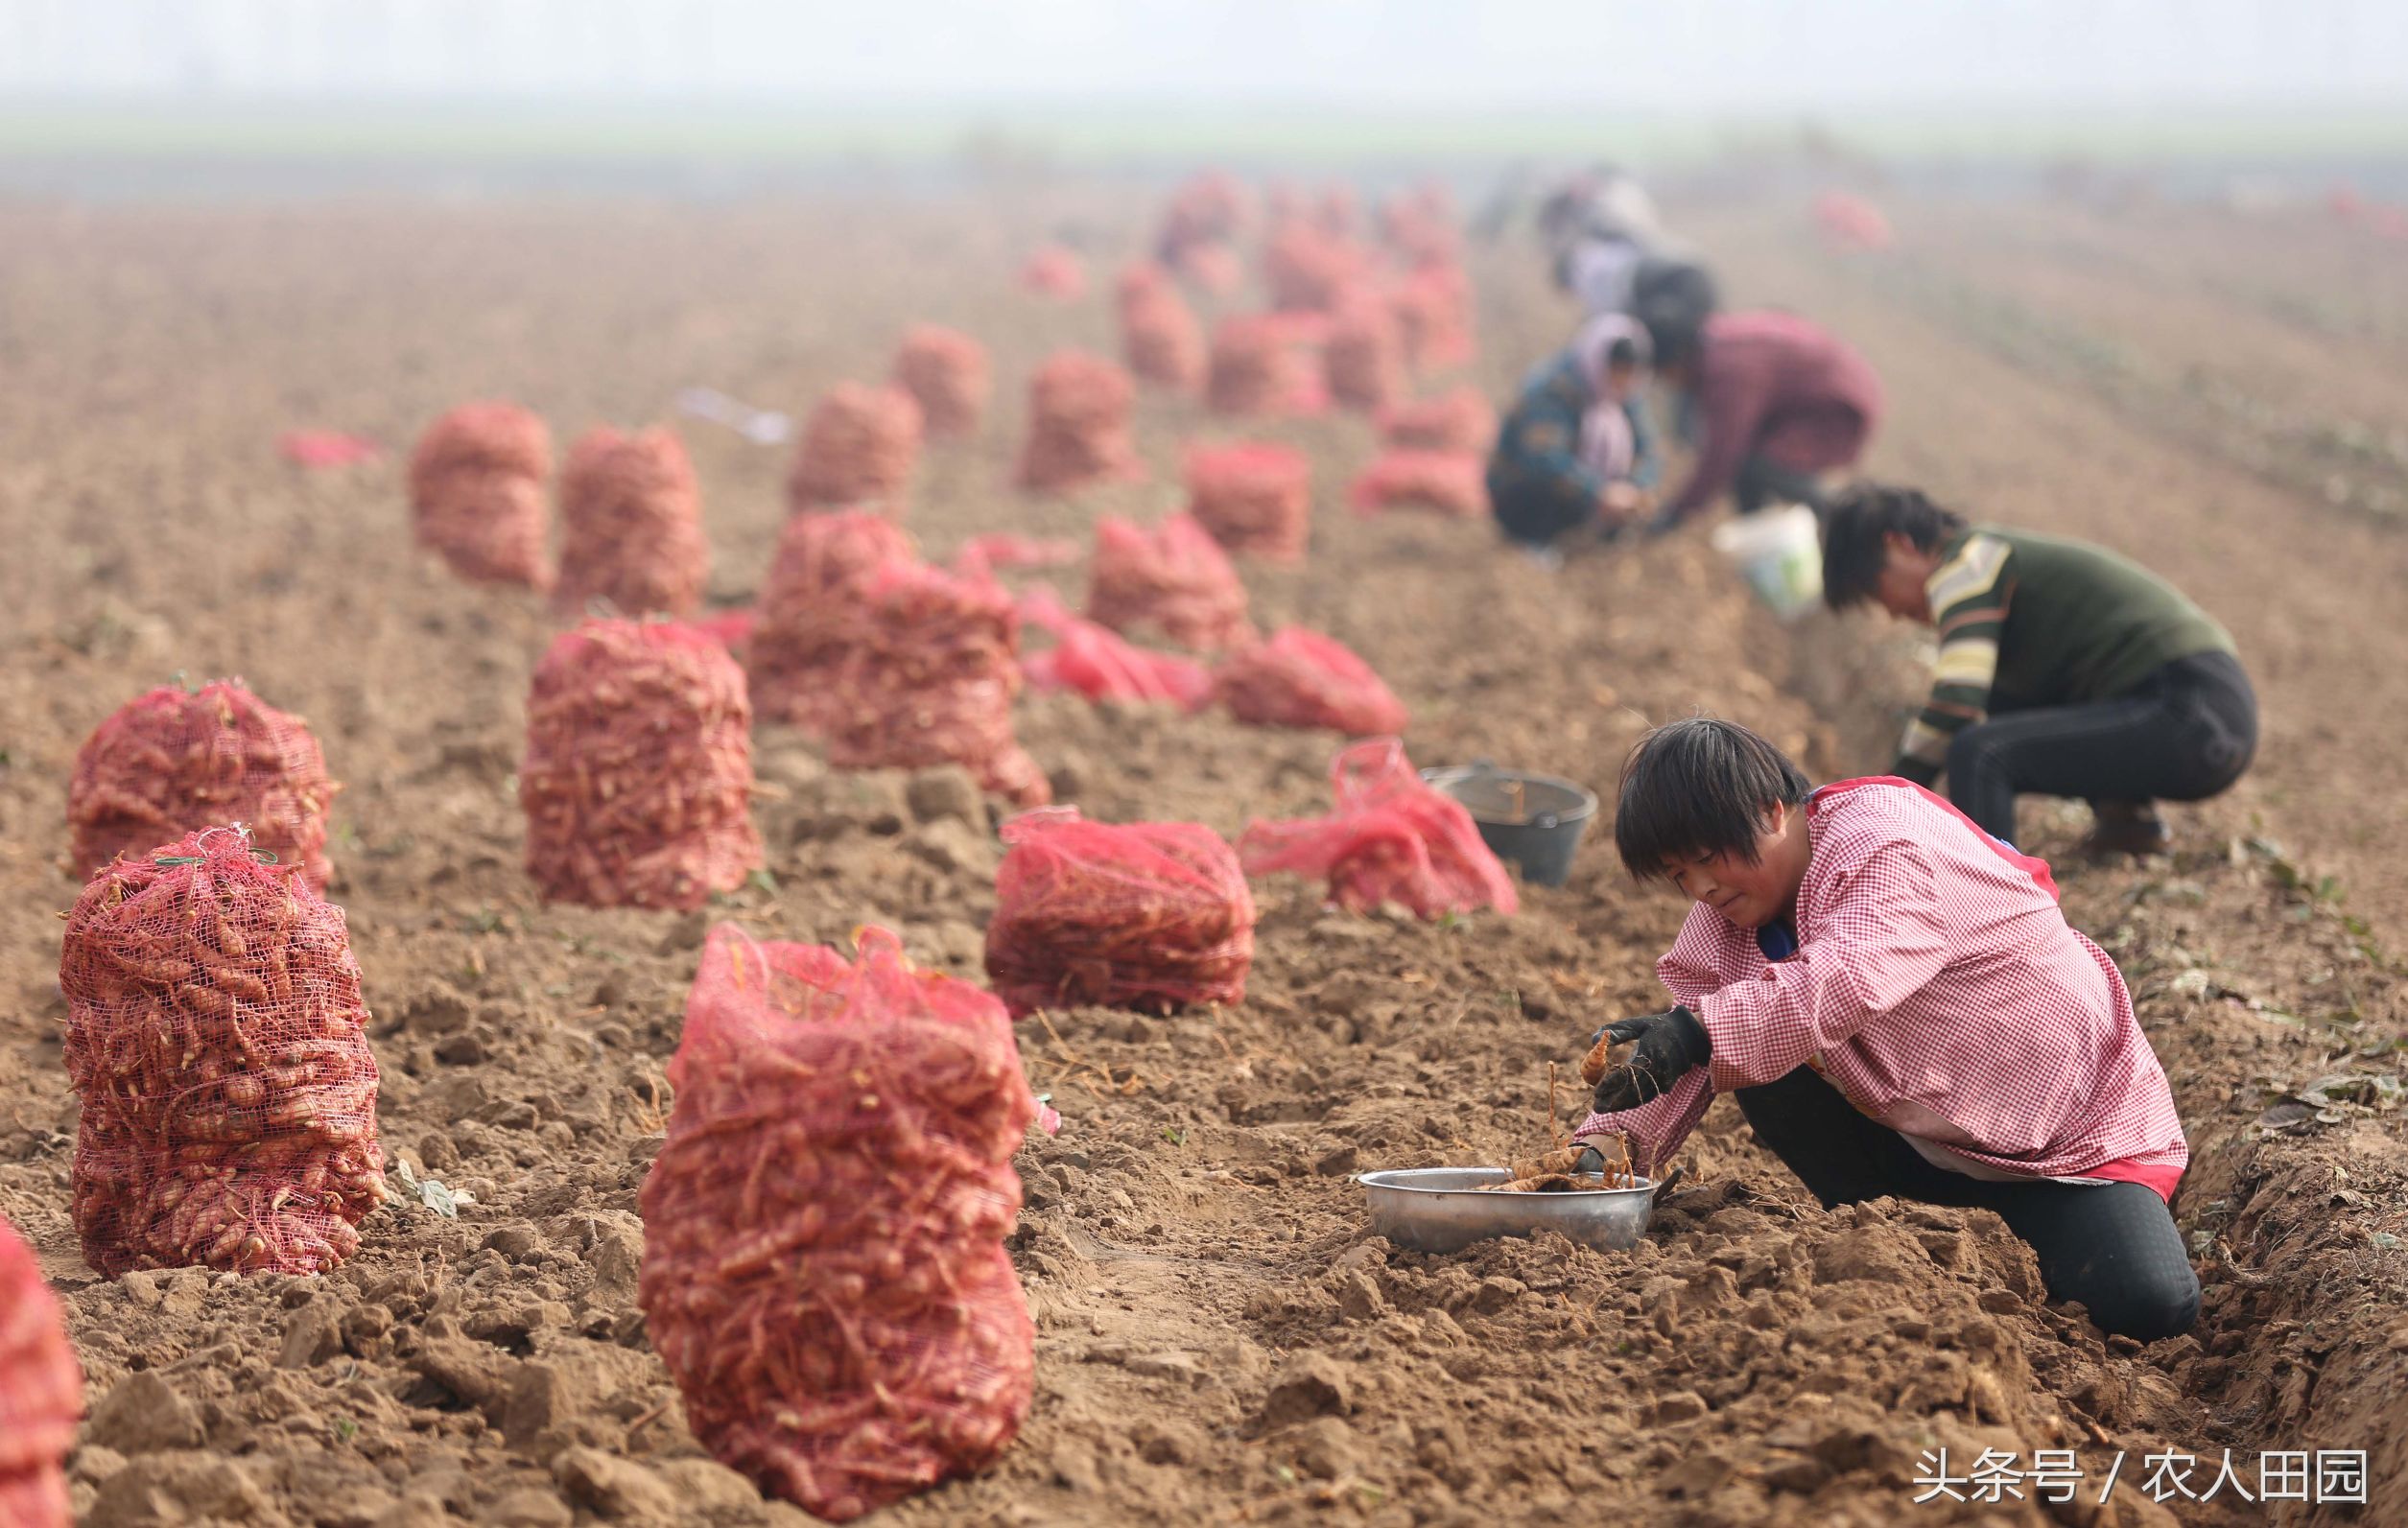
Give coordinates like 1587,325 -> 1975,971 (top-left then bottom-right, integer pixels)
2083,801 -> 2171,858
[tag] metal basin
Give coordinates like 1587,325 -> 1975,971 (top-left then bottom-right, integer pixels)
1359,1166 -> 1658,1255
1421,762 -> 1599,888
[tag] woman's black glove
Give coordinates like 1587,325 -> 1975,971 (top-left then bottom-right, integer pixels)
1589,1006 -> 1712,1114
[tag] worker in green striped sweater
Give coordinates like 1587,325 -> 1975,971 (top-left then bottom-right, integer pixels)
1820,485 -> 2256,856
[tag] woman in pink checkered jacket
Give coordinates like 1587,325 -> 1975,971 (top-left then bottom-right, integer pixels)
1574,717 -> 2198,1341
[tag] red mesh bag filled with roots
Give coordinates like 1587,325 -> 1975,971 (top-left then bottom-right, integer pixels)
408,401 -> 553,590
555,426 -> 709,619
1119,269 -> 1207,391
1214,627 -> 1408,738
69,680 -> 341,892
890,328 -> 988,439
1347,449 -> 1487,519
1389,265 -> 1477,373
0,1214 -> 82,1528
1263,222 -> 1365,314
1240,738 -> 1519,920
985,808 -> 1255,1017
823,562 -> 1050,806
1016,352 -> 1144,495
747,510 -> 919,733
640,925 -> 1037,1522
791,383 -> 927,512
1086,514 -> 1254,654
1185,441 -> 1310,563
1379,387 -> 1497,454
1207,315 -> 1325,417
521,619 -> 764,909
1019,586 -> 1213,712
59,827 -> 386,1276
1324,295 -> 1406,411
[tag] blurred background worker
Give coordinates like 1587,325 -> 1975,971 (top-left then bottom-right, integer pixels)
1821,485 -> 2258,855
1646,307 -> 1884,528
1537,165 -> 1721,369
1485,314 -> 1661,560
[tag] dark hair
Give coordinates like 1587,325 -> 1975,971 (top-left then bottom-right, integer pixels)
1820,483 -> 1968,610
1614,717 -> 1812,882
1605,338 -> 1642,369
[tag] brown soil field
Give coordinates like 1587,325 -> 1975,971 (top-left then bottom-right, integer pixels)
1,183 -> 2403,1528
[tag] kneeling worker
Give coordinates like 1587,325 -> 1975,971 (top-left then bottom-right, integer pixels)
1578,717 -> 2199,1342
1485,314 -> 1661,557
1821,484 -> 2255,854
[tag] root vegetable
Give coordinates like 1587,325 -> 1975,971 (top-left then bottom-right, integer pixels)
0,1214 -> 79,1528
521,619 -> 764,909
790,382 -> 926,512
985,808 -> 1255,1017
59,828 -> 385,1278
1185,442 -> 1310,564
1347,449 -> 1487,519
1086,514 -> 1253,654
69,680 -> 342,892
1213,627 -> 1407,738
1015,351 -> 1144,494
746,510 -> 918,734
555,426 -> 708,619
1581,1030 -> 1633,1087
408,400 -> 553,590
1377,387 -> 1497,455
1239,738 -> 1519,921
640,925 -> 1038,1522
889,328 -> 988,439
819,562 -> 1050,806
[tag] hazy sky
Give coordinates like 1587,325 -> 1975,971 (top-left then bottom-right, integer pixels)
3,0 -> 2403,112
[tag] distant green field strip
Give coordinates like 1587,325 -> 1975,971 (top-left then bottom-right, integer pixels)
1,104 -> 2405,166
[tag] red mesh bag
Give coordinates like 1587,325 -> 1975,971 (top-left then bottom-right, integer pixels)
746,510 -> 918,732
555,426 -> 709,619
1207,315 -> 1325,417
521,619 -> 764,909
1239,738 -> 1520,920
59,827 -> 386,1276
1175,241 -> 1243,296
0,1214 -> 81,1528
1214,628 -> 1408,738
1263,221 -> 1364,314
1085,513 -> 1254,654
952,533 -> 1078,578
69,680 -> 341,892
641,925 -> 1037,1523
1347,449 -> 1487,519
1389,264 -> 1476,373
1814,191 -> 1895,251
1323,294 -> 1405,411
692,607 -> 756,663
789,383 -> 927,512
1185,441 -> 1310,564
1118,266 -> 1207,391
822,562 -> 1050,807
1020,244 -> 1087,299
407,401 -> 553,590
1018,586 -> 1213,713
1378,386 -> 1497,454
890,327 -> 989,439
1379,184 -> 1463,269
1015,351 -> 1144,494
1157,171 -> 1248,264
985,809 -> 1254,1017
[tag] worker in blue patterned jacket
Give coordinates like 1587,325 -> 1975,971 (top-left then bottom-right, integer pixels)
1485,315 -> 1661,562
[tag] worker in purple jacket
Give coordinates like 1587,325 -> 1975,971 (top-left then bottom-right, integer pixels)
1647,309 -> 1884,527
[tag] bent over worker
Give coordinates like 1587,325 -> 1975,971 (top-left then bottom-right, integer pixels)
1821,485 -> 2256,855
1648,309 -> 1883,527
1574,718 -> 2199,1342
1485,314 -> 1661,556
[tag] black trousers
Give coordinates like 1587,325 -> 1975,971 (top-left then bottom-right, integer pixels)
1733,455 -> 1829,515
1945,650 -> 2257,843
1735,1065 -> 2200,1342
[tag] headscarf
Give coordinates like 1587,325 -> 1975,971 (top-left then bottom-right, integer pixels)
1571,315 -> 1651,482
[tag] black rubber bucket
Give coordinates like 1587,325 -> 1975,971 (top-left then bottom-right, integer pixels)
1421,761 -> 1600,889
